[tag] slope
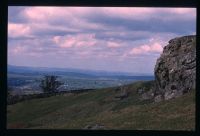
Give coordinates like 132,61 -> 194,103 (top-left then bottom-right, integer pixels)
7,81 -> 195,130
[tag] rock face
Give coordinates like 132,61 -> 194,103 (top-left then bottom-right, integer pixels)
154,35 -> 196,101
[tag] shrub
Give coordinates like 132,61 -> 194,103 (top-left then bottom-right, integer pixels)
40,75 -> 63,93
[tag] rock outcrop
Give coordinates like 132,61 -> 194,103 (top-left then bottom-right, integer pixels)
154,35 -> 196,101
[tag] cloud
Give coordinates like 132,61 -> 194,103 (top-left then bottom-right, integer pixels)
89,15 -> 195,35
23,7 -> 92,21
168,8 -> 196,17
8,23 -> 31,38
8,7 -> 196,73
53,34 -> 97,48
22,7 -> 106,31
11,46 -> 26,54
129,42 -> 163,55
107,41 -> 121,48
12,7 -> 196,35
23,7 -> 70,22
8,7 -> 196,41
20,7 -> 196,23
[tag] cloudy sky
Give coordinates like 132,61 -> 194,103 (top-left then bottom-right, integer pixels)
8,7 -> 196,74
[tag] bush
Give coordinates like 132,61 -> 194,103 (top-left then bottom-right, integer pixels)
40,75 -> 63,93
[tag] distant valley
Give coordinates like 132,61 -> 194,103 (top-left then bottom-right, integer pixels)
8,65 -> 154,95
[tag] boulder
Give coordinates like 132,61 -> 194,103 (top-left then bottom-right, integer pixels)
154,35 -> 196,101
154,95 -> 162,102
140,89 -> 154,100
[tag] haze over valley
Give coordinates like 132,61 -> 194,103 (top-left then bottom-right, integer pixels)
8,64 -> 154,95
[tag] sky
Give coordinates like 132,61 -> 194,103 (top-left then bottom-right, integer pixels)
8,7 -> 196,74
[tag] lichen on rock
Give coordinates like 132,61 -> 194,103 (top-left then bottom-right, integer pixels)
154,35 -> 196,101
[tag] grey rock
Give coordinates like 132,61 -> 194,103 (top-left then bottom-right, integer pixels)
154,95 -> 163,102
114,93 -> 128,100
154,35 -> 196,101
114,90 -> 129,100
140,89 -> 154,100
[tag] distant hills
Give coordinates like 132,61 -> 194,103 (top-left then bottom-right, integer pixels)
8,65 -> 154,79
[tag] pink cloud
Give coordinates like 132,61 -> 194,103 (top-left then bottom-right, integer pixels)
169,8 -> 196,14
23,7 -> 104,29
107,41 -> 121,48
129,42 -> 163,55
23,7 -> 195,20
53,34 -> 97,48
8,23 -> 31,38
23,7 -> 70,22
130,48 -> 144,55
11,46 -> 26,54
53,36 -> 74,48
24,7 -> 48,21
23,7 -> 96,21
151,42 -> 163,52
19,7 -> 196,37
22,7 -> 196,26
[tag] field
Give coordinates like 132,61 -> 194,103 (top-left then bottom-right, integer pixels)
7,81 -> 195,130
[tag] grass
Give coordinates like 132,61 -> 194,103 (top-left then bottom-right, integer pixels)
7,81 -> 195,130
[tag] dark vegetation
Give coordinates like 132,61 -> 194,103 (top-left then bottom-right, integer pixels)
7,89 -> 94,105
40,75 -> 63,93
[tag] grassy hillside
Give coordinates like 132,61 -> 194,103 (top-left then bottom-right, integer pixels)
7,81 -> 195,130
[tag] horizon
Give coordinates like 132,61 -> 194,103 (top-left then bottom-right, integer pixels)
8,7 -> 196,74
8,64 -> 154,75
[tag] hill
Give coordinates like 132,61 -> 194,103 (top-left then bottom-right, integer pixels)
7,81 -> 195,130
7,35 -> 196,130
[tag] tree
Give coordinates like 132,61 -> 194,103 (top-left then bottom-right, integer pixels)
40,75 -> 63,93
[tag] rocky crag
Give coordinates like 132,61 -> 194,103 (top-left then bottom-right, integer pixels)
154,35 -> 196,102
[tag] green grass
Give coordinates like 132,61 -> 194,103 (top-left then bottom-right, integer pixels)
7,81 -> 195,130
